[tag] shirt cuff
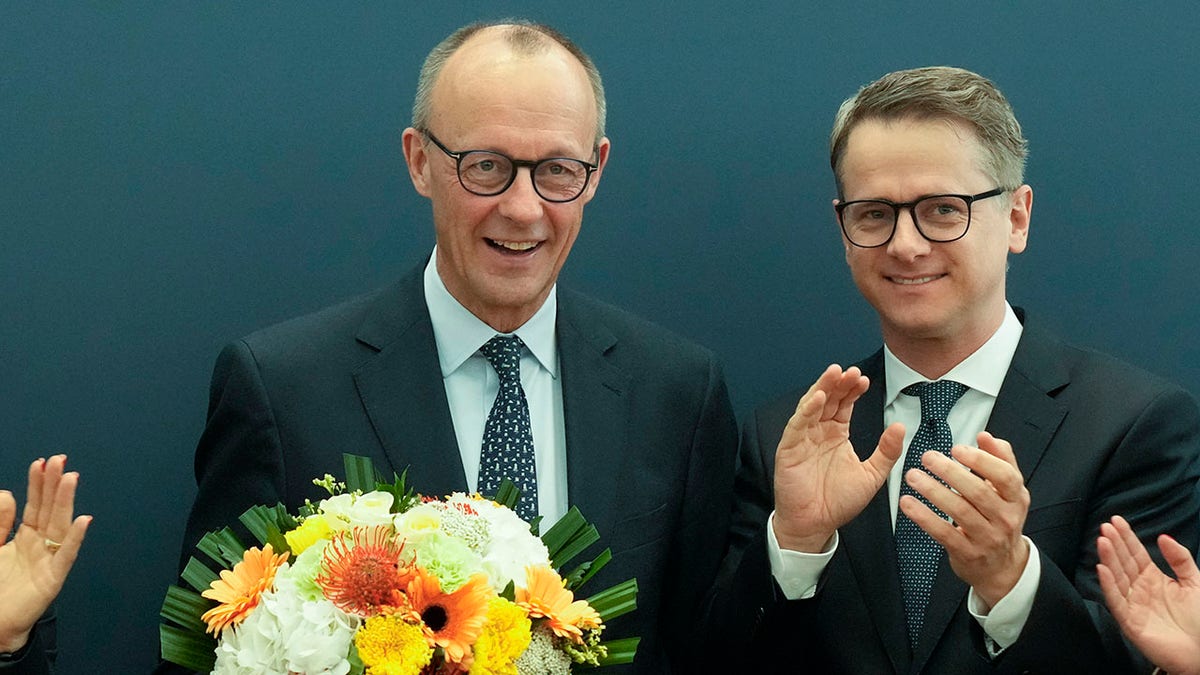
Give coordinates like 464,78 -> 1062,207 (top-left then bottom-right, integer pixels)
766,511 -> 838,600
967,536 -> 1041,654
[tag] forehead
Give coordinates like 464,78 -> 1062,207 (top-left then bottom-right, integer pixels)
840,117 -> 991,197
429,31 -> 596,154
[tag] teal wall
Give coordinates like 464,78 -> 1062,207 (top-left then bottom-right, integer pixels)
3,3 -> 1198,671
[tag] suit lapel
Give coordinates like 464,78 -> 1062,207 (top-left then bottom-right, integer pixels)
913,317 -> 1069,671
556,292 -> 630,538
842,352 -> 911,674
352,268 -> 467,498
985,324 -> 1069,487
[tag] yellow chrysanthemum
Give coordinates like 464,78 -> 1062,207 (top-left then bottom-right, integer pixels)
469,597 -> 532,675
200,544 -> 289,635
355,615 -> 434,675
285,514 -> 333,554
515,565 -> 602,643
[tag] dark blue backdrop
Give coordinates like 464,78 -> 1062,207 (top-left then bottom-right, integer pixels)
3,3 -> 1198,672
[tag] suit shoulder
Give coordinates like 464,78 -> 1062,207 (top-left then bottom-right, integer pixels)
1050,338 -> 1188,399
558,289 -> 718,365
1018,328 -> 1197,418
238,289 -> 382,353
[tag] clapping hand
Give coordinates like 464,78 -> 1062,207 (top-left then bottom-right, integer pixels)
0,455 -> 91,653
772,364 -> 905,553
899,432 -> 1031,607
1098,515 -> 1200,675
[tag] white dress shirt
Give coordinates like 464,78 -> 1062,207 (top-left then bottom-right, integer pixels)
768,304 -> 1040,652
423,250 -> 569,526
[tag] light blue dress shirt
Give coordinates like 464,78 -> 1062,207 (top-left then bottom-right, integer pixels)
422,250 -> 569,526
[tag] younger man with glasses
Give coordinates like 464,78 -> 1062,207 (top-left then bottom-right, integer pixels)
706,67 -> 1200,672
164,20 -> 737,674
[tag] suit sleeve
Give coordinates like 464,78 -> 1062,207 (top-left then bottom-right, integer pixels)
156,342 -> 291,674
0,610 -> 54,675
698,404 -> 797,666
662,357 -> 740,669
998,385 -> 1200,673
177,340 -> 289,570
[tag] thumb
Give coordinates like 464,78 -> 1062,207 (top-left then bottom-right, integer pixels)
865,423 -> 906,481
1159,534 -> 1200,588
0,491 -> 14,542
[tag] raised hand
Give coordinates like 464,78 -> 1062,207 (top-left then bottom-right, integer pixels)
899,432 -> 1031,607
0,455 -> 91,653
773,364 -> 904,552
1098,515 -> 1200,675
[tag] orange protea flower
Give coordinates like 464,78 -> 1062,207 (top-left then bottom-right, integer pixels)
317,525 -> 414,617
405,568 -> 494,665
515,565 -> 602,643
200,544 -> 288,635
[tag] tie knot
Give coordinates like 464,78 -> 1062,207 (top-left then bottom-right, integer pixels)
481,335 -> 525,381
902,380 -> 967,421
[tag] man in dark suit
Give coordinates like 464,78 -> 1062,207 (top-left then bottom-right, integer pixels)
167,20 -> 737,674
706,67 -> 1200,672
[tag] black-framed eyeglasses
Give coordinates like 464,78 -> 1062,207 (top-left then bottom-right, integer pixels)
835,187 -> 1010,248
421,130 -> 598,203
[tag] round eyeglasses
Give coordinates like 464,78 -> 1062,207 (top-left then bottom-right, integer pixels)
835,188 -> 1009,248
422,130 -> 598,203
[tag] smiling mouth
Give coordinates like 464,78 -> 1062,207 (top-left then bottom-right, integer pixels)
889,274 -> 945,285
487,238 -> 541,254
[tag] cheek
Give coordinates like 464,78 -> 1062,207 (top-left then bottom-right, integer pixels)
549,207 -> 584,247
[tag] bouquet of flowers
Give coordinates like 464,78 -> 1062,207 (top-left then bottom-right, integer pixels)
160,455 -> 638,674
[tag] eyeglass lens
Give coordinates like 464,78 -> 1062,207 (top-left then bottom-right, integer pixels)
841,195 -> 973,246
458,151 -> 590,201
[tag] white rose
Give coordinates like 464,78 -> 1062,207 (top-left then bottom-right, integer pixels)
319,491 -> 395,528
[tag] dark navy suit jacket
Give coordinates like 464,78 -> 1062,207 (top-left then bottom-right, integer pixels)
705,312 -> 1200,674
165,264 -> 739,674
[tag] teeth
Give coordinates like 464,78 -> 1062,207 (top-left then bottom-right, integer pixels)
492,240 -> 538,251
892,275 -> 940,285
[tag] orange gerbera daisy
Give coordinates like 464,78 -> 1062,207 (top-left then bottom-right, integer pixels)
515,565 -> 602,643
404,567 -> 493,665
200,544 -> 289,635
317,525 -> 414,617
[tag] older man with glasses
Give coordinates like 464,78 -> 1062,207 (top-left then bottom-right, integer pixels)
705,66 -> 1200,673
161,19 -> 737,674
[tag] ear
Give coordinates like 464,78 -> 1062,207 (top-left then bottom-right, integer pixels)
578,137 -> 611,205
401,127 -> 432,198
1007,185 -> 1033,254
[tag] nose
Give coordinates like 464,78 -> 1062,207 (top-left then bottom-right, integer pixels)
496,167 -> 545,224
886,207 -> 931,260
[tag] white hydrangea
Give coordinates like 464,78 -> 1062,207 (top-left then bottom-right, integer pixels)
212,574 -> 358,675
463,496 -> 550,592
318,491 -> 395,529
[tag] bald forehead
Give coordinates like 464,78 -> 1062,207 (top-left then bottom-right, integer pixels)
446,25 -> 572,75
429,27 -> 596,135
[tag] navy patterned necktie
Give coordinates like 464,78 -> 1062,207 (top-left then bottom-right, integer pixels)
895,379 -> 967,651
477,335 -> 538,522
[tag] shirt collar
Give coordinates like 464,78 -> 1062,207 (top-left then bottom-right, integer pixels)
884,303 -> 1023,405
423,248 -> 559,378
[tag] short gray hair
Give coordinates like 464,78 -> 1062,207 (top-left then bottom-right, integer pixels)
829,66 -> 1027,195
411,20 -> 607,145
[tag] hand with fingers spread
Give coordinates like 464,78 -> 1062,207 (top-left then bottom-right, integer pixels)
899,431 -> 1031,607
1097,515 -> 1200,675
0,455 -> 92,654
773,364 -> 905,553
